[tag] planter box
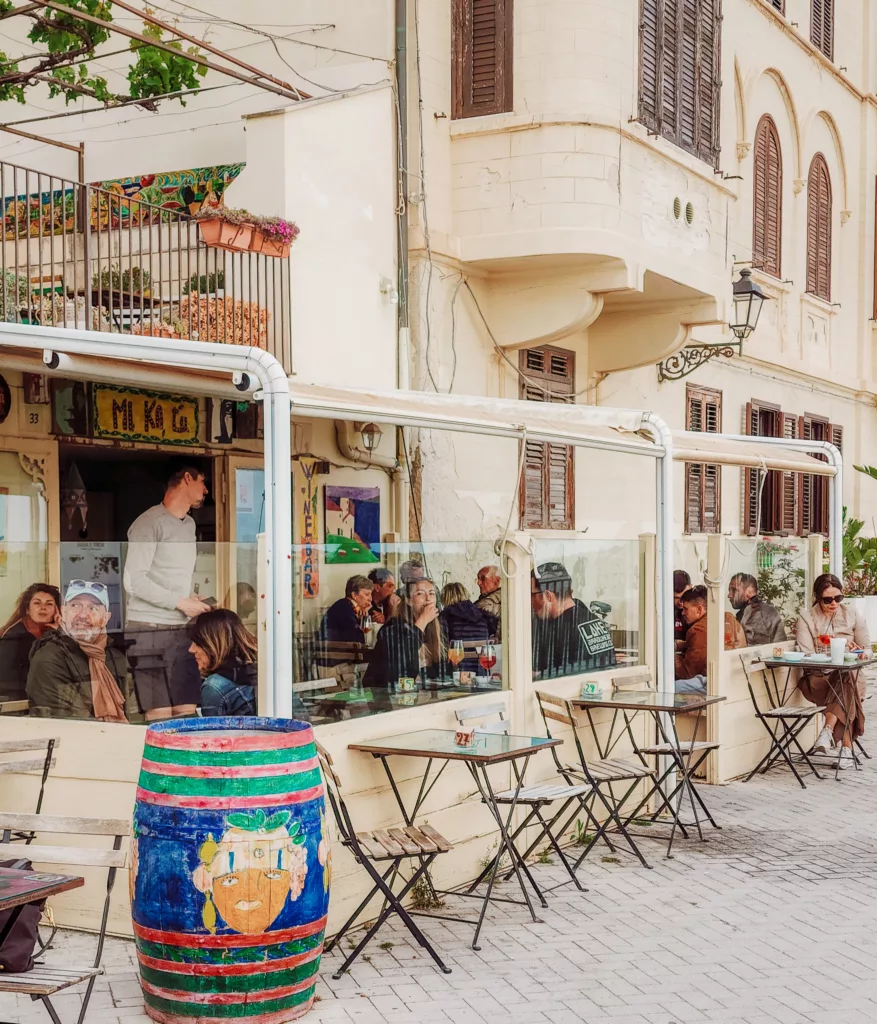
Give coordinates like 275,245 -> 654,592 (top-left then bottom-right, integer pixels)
249,228 -> 290,259
197,218 -> 254,253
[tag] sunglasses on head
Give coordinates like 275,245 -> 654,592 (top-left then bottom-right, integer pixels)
68,580 -> 108,594
820,594 -> 844,605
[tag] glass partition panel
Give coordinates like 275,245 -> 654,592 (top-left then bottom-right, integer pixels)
725,535 -> 807,646
530,536 -> 643,680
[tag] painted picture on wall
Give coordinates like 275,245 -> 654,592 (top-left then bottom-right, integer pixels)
324,486 -> 380,564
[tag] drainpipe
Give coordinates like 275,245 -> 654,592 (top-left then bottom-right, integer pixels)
0,323 -> 294,720
395,0 -> 411,549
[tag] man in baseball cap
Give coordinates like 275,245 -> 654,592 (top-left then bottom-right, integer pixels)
530,562 -> 617,677
27,580 -> 134,723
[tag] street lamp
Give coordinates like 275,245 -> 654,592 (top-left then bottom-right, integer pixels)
730,267 -> 768,340
657,267 -> 771,382
359,422 -> 383,453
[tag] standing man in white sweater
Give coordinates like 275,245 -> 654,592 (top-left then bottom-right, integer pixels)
124,460 -> 210,721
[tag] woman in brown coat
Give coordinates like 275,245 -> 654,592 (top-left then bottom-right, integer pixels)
795,573 -> 871,768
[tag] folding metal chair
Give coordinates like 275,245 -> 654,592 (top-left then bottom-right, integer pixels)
740,654 -> 826,788
453,704 -> 590,898
316,743 -> 454,978
0,812 -> 129,1024
535,691 -> 656,869
0,738 -> 59,841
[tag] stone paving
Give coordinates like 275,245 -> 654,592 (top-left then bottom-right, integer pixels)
3,757 -> 877,1024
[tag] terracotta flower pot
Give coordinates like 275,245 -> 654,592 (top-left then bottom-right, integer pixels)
198,217 -> 254,253
249,228 -> 290,259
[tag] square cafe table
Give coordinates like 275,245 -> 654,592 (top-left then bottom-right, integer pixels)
349,728 -> 561,949
568,690 -> 726,857
0,866 -> 84,948
761,655 -> 876,778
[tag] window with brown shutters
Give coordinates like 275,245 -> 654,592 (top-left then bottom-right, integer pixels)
452,0 -> 513,120
685,385 -> 722,534
752,115 -> 783,278
811,0 -> 834,60
519,346 -> 575,531
800,416 -> 842,535
743,400 -> 783,535
806,154 -> 832,301
637,0 -> 723,169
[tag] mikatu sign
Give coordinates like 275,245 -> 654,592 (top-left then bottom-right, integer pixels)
93,384 -> 199,445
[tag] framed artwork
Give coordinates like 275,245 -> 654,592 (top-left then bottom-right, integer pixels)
324,485 -> 380,565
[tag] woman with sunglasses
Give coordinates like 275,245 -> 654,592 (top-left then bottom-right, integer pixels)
795,573 -> 871,766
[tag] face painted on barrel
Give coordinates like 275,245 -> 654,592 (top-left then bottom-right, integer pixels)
192,812 -> 308,936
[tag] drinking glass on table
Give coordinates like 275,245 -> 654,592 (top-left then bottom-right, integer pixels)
448,640 -> 464,683
478,644 -> 497,678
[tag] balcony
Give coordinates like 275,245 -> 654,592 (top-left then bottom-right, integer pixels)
0,160 -> 292,371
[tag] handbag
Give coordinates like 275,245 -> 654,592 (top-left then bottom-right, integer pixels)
0,858 -> 43,973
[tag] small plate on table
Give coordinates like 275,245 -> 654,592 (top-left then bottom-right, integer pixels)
804,653 -> 831,663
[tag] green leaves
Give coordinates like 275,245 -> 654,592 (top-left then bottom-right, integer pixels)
225,809 -> 293,833
127,19 -> 207,106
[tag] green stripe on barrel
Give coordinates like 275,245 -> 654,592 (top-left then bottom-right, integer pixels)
142,743 -> 317,768
142,988 -> 314,1019
137,766 -> 323,797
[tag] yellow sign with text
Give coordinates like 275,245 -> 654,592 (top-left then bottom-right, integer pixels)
93,385 -> 199,445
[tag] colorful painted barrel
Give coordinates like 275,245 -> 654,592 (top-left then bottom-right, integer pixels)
131,718 -> 330,1024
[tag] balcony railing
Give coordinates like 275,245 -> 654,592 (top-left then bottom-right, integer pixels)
0,159 -> 292,371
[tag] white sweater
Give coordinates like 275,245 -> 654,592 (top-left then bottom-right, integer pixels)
124,503 -> 196,626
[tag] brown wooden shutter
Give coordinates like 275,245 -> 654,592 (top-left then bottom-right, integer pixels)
873,177 -> 877,320
779,413 -> 798,534
811,0 -> 834,60
637,0 -> 721,168
519,346 -> 575,530
799,415 -> 814,535
752,115 -> 783,278
743,401 -> 760,535
452,0 -> 513,120
685,385 -> 721,534
639,0 -> 661,131
770,0 -> 784,9
806,154 -> 832,301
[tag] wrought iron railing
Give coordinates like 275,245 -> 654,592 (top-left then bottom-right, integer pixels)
0,159 -> 292,371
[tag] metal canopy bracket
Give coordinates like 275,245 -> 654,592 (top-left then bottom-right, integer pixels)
657,339 -> 743,382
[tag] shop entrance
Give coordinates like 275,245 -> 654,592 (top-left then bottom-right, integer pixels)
58,445 -> 217,632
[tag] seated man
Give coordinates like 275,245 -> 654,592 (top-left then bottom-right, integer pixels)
675,586 -> 708,693
531,562 -> 617,677
728,572 -> 787,647
26,580 -> 134,722
475,565 -> 502,639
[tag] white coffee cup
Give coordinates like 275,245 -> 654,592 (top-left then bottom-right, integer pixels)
830,637 -> 846,665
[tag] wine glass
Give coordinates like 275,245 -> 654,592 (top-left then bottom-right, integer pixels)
478,644 -> 497,677
448,640 -> 464,684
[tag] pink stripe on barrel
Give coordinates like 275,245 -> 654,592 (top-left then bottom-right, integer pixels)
139,755 -> 319,779
135,784 -> 324,810
145,729 -> 314,752
133,916 -> 327,949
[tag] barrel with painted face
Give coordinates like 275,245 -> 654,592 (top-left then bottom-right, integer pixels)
131,718 -> 330,1024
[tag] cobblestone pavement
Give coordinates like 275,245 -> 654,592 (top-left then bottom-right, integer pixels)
3,758 -> 876,1024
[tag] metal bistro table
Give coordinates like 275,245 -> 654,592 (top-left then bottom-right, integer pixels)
569,690 -> 726,857
761,655 -> 876,778
349,728 -> 561,949
0,865 -> 83,947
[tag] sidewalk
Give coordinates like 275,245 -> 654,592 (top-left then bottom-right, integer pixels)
4,757 -> 876,1024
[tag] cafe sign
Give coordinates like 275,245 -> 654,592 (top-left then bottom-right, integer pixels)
93,384 -> 199,445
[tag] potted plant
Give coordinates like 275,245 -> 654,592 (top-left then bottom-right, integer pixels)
183,270 -> 225,296
194,207 -> 299,258
248,215 -> 300,259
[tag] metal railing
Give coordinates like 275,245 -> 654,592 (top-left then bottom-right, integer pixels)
0,159 -> 292,371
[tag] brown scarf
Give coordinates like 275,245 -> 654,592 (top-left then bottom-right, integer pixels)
76,633 -> 128,724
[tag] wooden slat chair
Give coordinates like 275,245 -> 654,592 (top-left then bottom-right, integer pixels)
0,700 -> 29,715
316,743 -> 453,979
0,813 -> 129,1024
535,691 -> 656,870
740,654 -> 826,788
453,704 -> 589,899
0,738 -> 60,842
610,672 -> 721,833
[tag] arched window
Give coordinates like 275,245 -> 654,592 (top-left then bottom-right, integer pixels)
806,154 -> 832,301
752,115 -> 783,278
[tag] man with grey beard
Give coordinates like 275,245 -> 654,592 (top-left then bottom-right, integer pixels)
26,580 -> 134,722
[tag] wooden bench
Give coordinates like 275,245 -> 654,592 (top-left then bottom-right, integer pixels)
0,813 -> 130,1024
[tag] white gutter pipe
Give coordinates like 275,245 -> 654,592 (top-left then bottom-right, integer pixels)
0,323 -> 294,719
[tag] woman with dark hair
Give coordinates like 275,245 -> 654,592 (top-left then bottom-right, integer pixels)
188,608 -> 259,717
364,578 -> 447,703
795,573 -> 871,767
0,583 -> 61,701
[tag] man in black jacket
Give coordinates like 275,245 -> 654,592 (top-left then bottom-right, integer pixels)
531,562 -> 617,678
